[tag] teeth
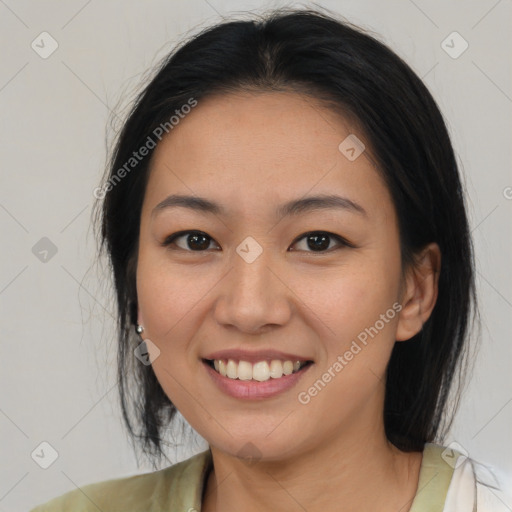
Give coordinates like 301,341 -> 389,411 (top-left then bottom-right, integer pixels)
210,358 -> 308,381
238,360 -> 253,381
283,361 -> 293,375
269,360 -> 283,379
253,361 -> 270,381
226,359 -> 238,379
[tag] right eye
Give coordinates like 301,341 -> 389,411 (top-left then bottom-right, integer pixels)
162,230 -> 221,252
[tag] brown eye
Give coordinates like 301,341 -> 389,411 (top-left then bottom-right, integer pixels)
162,230 -> 353,253
162,231 -> 219,251
290,231 -> 353,253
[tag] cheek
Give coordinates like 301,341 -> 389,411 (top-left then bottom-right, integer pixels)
135,255 -> 209,408
135,251 -> 224,396
296,255 -> 401,407
294,271 -> 400,428
297,262 -> 400,346
136,250 -> 212,337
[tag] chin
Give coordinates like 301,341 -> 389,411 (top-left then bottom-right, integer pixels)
209,433 -> 305,463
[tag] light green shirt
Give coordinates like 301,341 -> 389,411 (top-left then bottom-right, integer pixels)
30,443 -> 468,511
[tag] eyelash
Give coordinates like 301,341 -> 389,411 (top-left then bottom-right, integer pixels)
161,230 -> 355,254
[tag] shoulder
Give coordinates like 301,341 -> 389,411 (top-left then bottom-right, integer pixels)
410,443 -> 510,512
418,443 -> 510,512
470,457 -> 511,512
29,449 -> 212,512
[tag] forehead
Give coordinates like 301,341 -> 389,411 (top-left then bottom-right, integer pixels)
145,92 -> 392,221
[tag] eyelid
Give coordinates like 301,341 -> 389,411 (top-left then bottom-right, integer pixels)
162,230 -> 355,252
290,231 -> 355,251
161,230 -> 220,250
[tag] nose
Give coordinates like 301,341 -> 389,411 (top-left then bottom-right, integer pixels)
213,246 -> 292,334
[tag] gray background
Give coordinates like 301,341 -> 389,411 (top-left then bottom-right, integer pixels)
0,1 -> 510,510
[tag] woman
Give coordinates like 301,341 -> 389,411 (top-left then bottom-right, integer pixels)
31,8 -> 505,512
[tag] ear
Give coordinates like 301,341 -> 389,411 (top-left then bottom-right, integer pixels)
396,242 -> 441,342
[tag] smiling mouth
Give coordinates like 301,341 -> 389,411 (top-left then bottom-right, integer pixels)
203,358 -> 314,381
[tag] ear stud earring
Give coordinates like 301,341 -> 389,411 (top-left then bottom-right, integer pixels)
136,325 -> 144,334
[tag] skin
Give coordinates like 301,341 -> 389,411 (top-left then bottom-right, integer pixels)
136,91 -> 441,512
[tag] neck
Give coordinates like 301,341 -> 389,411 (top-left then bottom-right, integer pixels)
202,423 -> 423,512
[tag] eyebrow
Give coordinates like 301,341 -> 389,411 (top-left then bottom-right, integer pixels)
152,193 -> 367,219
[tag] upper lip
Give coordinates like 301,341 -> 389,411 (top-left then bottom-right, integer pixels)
203,349 -> 313,364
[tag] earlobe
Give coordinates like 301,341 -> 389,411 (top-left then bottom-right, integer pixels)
395,243 -> 441,342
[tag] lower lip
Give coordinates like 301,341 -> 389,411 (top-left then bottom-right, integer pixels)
202,360 -> 313,400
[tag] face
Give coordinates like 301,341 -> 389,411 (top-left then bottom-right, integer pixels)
136,91 -> 407,461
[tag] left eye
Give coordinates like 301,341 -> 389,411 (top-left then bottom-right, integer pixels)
162,230 -> 352,253
289,231 -> 352,253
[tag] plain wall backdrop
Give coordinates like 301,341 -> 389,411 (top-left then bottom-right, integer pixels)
0,1 -> 510,510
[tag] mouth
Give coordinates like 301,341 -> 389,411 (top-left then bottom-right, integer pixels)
202,358 -> 314,381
